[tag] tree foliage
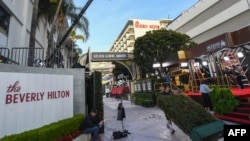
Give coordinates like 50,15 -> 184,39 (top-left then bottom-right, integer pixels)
112,61 -> 132,80
133,29 -> 196,74
38,0 -> 89,40
37,0 -> 89,67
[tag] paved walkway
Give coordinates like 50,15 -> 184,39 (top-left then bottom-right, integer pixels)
74,96 -> 227,141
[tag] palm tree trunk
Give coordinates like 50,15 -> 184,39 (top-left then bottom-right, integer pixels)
28,0 -> 39,66
45,0 -> 63,67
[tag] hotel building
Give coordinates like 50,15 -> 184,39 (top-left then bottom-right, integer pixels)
109,19 -> 171,53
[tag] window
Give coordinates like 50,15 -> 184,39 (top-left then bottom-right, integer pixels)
0,6 -> 10,34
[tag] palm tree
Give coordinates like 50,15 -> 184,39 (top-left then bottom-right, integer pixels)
37,0 -> 89,67
28,0 -> 39,66
69,29 -> 84,66
47,0 -> 63,66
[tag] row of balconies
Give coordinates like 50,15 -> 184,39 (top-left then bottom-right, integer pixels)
110,25 -> 135,52
110,47 -> 134,53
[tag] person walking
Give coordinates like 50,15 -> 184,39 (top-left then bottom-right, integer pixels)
200,80 -> 213,112
162,85 -> 175,134
80,109 -> 104,141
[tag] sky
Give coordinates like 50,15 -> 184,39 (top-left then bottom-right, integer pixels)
73,0 -> 199,54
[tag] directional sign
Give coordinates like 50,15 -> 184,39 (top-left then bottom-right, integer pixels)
91,52 -> 128,61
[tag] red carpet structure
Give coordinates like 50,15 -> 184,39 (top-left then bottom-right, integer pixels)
187,87 -> 250,125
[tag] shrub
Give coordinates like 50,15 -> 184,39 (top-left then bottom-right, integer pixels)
93,71 -> 104,133
94,71 -> 104,121
157,95 -> 216,135
133,93 -> 154,107
141,99 -> 154,107
2,114 -> 84,141
210,86 -> 239,114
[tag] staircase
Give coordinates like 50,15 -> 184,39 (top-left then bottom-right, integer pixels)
214,98 -> 250,124
188,60 -> 204,92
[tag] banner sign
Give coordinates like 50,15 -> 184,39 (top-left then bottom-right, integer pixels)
134,83 -> 137,92
146,80 -> 152,92
91,52 -> 128,61
142,81 -> 147,92
136,83 -> 141,92
0,72 -> 73,137
134,80 -> 152,93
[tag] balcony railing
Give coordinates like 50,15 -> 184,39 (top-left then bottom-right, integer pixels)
0,47 -> 76,68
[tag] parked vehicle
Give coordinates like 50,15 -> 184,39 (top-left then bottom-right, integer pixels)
110,85 -> 130,97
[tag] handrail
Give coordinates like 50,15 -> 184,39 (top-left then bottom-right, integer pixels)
154,82 -> 185,95
189,76 -> 230,92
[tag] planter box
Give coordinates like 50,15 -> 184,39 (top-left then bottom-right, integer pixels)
142,100 -> 154,107
190,120 -> 224,141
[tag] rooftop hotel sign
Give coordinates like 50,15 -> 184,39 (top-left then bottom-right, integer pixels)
91,52 -> 128,61
0,72 -> 73,137
134,20 -> 160,29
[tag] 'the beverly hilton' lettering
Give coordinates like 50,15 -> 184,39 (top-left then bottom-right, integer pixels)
6,92 -> 45,104
47,91 -> 70,99
5,91 -> 70,104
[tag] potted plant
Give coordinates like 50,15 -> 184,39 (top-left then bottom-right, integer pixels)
210,86 -> 240,114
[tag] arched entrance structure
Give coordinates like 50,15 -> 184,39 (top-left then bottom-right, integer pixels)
91,52 -> 136,80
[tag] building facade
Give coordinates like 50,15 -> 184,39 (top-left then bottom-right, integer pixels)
166,0 -> 250,90
167,0 -> 250,45
0,0 -> 48,59
0,0 -> 73,67
108,19 -> 171,80
109,19 -> 171,53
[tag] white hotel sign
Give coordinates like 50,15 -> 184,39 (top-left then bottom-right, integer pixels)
0,72 -> 73,137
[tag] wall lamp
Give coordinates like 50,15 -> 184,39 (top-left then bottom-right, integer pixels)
202,61 -> 208,66
237,52 -> 244,58
194,62 -> 200,67
180,62 -> 188,67
223,56 -> 230,61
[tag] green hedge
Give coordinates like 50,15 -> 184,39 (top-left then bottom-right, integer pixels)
2,114 -> 84,141
157,95 -> 216,135
210,86 -> 240,114
133,93 -> 154,106
94,71 -> 104,121
93,71 -> 104,133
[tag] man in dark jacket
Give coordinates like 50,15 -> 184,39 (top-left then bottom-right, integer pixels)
80,109 -> 103,141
